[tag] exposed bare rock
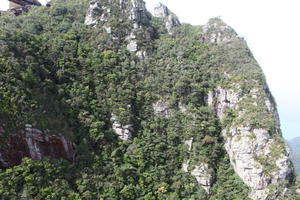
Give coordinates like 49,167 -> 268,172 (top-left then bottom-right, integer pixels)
182,159 -> 189,173
153,3 -> 181,34
190,163 -> 215,193
136,50 -> 147,59
207,86 -> 242,120
178,102 -> 187,112
208,83 -> 292,199
205,91 -> 214,107
0,126 -> 74,168
129,0 -> 150,29
126,0 -> 151,55
181,137 -> 214,193
85,0 -> 152,56
103,26 -> 112,34
85,0 -> 109,26
152,100 -> 172,117
152,101 -> 188,117
224,128 -> 270,195
203,17 -> 239,43
111,114 -> 133,141
184,138 -> 193,152
126,39 -> 138,52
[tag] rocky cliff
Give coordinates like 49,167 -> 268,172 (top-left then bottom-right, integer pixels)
153,3 -> 180,34
0,125 -> 74,168
0,0 -> 298,199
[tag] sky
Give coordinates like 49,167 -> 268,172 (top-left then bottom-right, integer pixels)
0,0 -> 299,139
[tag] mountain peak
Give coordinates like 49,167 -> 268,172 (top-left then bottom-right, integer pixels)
203,17 -> 239,43
153,2 -> 169,18
153,2 -> 180,34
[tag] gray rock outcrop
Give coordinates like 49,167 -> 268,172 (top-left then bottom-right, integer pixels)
203,17 -> 239,43
182,137 -> 214,193
129,0 -> 151,29
208,83 -> 292,199
153,3 -> 181,34
190,163 -> 215,193
85,0 -> 152,56
111,114 -> 133,141
152,100 -> 172,117
207,86 -> 242,120
85,0 -> 109,26
184,138 -> 193,152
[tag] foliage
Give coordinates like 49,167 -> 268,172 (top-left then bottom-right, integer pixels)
0,0 -> 295,199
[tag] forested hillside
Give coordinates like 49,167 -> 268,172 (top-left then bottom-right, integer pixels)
0,0 -> 299,199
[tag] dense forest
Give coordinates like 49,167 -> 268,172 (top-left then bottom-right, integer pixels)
0,0 -> 299,199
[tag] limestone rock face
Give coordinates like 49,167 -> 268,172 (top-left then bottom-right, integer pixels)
85,0 -> 152,56
152,100 -> 172,117
184,138 -> 193,152
85,0 -> 150,28
111,114 -> 133,141
203,17 -> 239,43
181,137 -> 214,193
182,159 -> 190,173
178,102 -> 187,113
129,0 -> 151,29
126,0 -> 151,56
153,3 -> 181,34
207,86 -> 242,120
182,160 -> 215,193
190,164 -> 215,193
85,0 -> 109,26
126,39 -> 138,52
208,83 -> 292,199
0,125 -> 74,168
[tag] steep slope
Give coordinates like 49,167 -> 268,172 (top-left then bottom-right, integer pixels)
0,0 -> 298,199
202,18 -> 293,199
287,137 -> 300,175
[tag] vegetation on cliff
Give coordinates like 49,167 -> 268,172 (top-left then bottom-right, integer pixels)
0,0 -> 298,199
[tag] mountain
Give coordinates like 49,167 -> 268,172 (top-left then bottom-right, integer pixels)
0,0 -> 299,199
287,137 -> 300,175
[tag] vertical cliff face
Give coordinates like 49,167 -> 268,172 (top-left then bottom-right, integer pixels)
153,3 -> 180,34
207,85 -> 291,199
203,18 -> 293,199
0,125 -> 74,168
